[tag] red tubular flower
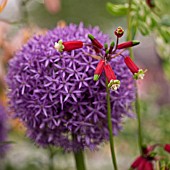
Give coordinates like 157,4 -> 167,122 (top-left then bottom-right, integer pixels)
94,59 -> 105,81
164,144 -> 170,153
124,56 -> 146,80
54,39 -> 83,52
88,34 -> 103,52
146,0 -> 155,8
114,26 -> 124,38
104,64 -> 120,91
117,40 -> 140,49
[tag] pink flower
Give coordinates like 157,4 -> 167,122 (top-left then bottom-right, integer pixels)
44,0 -> 61,14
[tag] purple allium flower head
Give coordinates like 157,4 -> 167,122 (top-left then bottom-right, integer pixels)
0,103 -> 8,156
7,23 -> 135,151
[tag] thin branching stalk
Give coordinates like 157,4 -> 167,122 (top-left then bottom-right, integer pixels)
106,78 -> 118,170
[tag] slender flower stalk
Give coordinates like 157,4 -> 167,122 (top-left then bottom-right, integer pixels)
127,0 -> 143,154
106,78 -> 118,170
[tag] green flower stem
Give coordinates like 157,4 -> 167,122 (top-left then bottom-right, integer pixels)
106,79 -> 118,170
135,86 -> 143,154
127,0 -> 143,154
48,147 -> 55,170
74,150 -> 86,170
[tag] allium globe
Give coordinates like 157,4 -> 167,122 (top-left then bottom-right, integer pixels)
7,23 -> 135,151
0,104 -> 8,156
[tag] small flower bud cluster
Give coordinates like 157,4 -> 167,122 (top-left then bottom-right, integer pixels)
54,26 -> 146,91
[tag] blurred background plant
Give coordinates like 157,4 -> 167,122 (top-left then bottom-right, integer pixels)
0,0 -> 170,170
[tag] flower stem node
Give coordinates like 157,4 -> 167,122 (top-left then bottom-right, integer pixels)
133,69 -> 146,80
114,26 -> 124,38
108,79 -> 120,91
54,39 -> 64,52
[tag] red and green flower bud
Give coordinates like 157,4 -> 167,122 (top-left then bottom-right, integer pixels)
114,26 -> 124,38
164,144 -> 170,153
94,60 -> 105,81
104,64 -> 120,91
109,41 -> 115,53
54,39 -> 83,52
146,0 -> 155,8
88,34 -> 103,49
117,40 -> 140,49
124,56 -> 146,80
104,43 -> 108,51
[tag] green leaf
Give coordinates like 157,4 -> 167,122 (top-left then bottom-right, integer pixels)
106,2 -> 128,16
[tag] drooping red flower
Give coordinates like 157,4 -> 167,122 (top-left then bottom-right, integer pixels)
124,56 -> 146,80
104,63 -> 120,91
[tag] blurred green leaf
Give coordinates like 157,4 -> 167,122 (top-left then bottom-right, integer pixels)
106,2 -> 128,16
160,15 -> 170,27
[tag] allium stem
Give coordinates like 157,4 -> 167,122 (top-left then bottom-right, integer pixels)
74,150 -> 86,170
48,146 -> 55,170
106,78 -> 118,170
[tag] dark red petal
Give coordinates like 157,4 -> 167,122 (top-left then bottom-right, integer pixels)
131,156 -> 143,168
144,161 -> 154,170
138,158 -> 147,170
